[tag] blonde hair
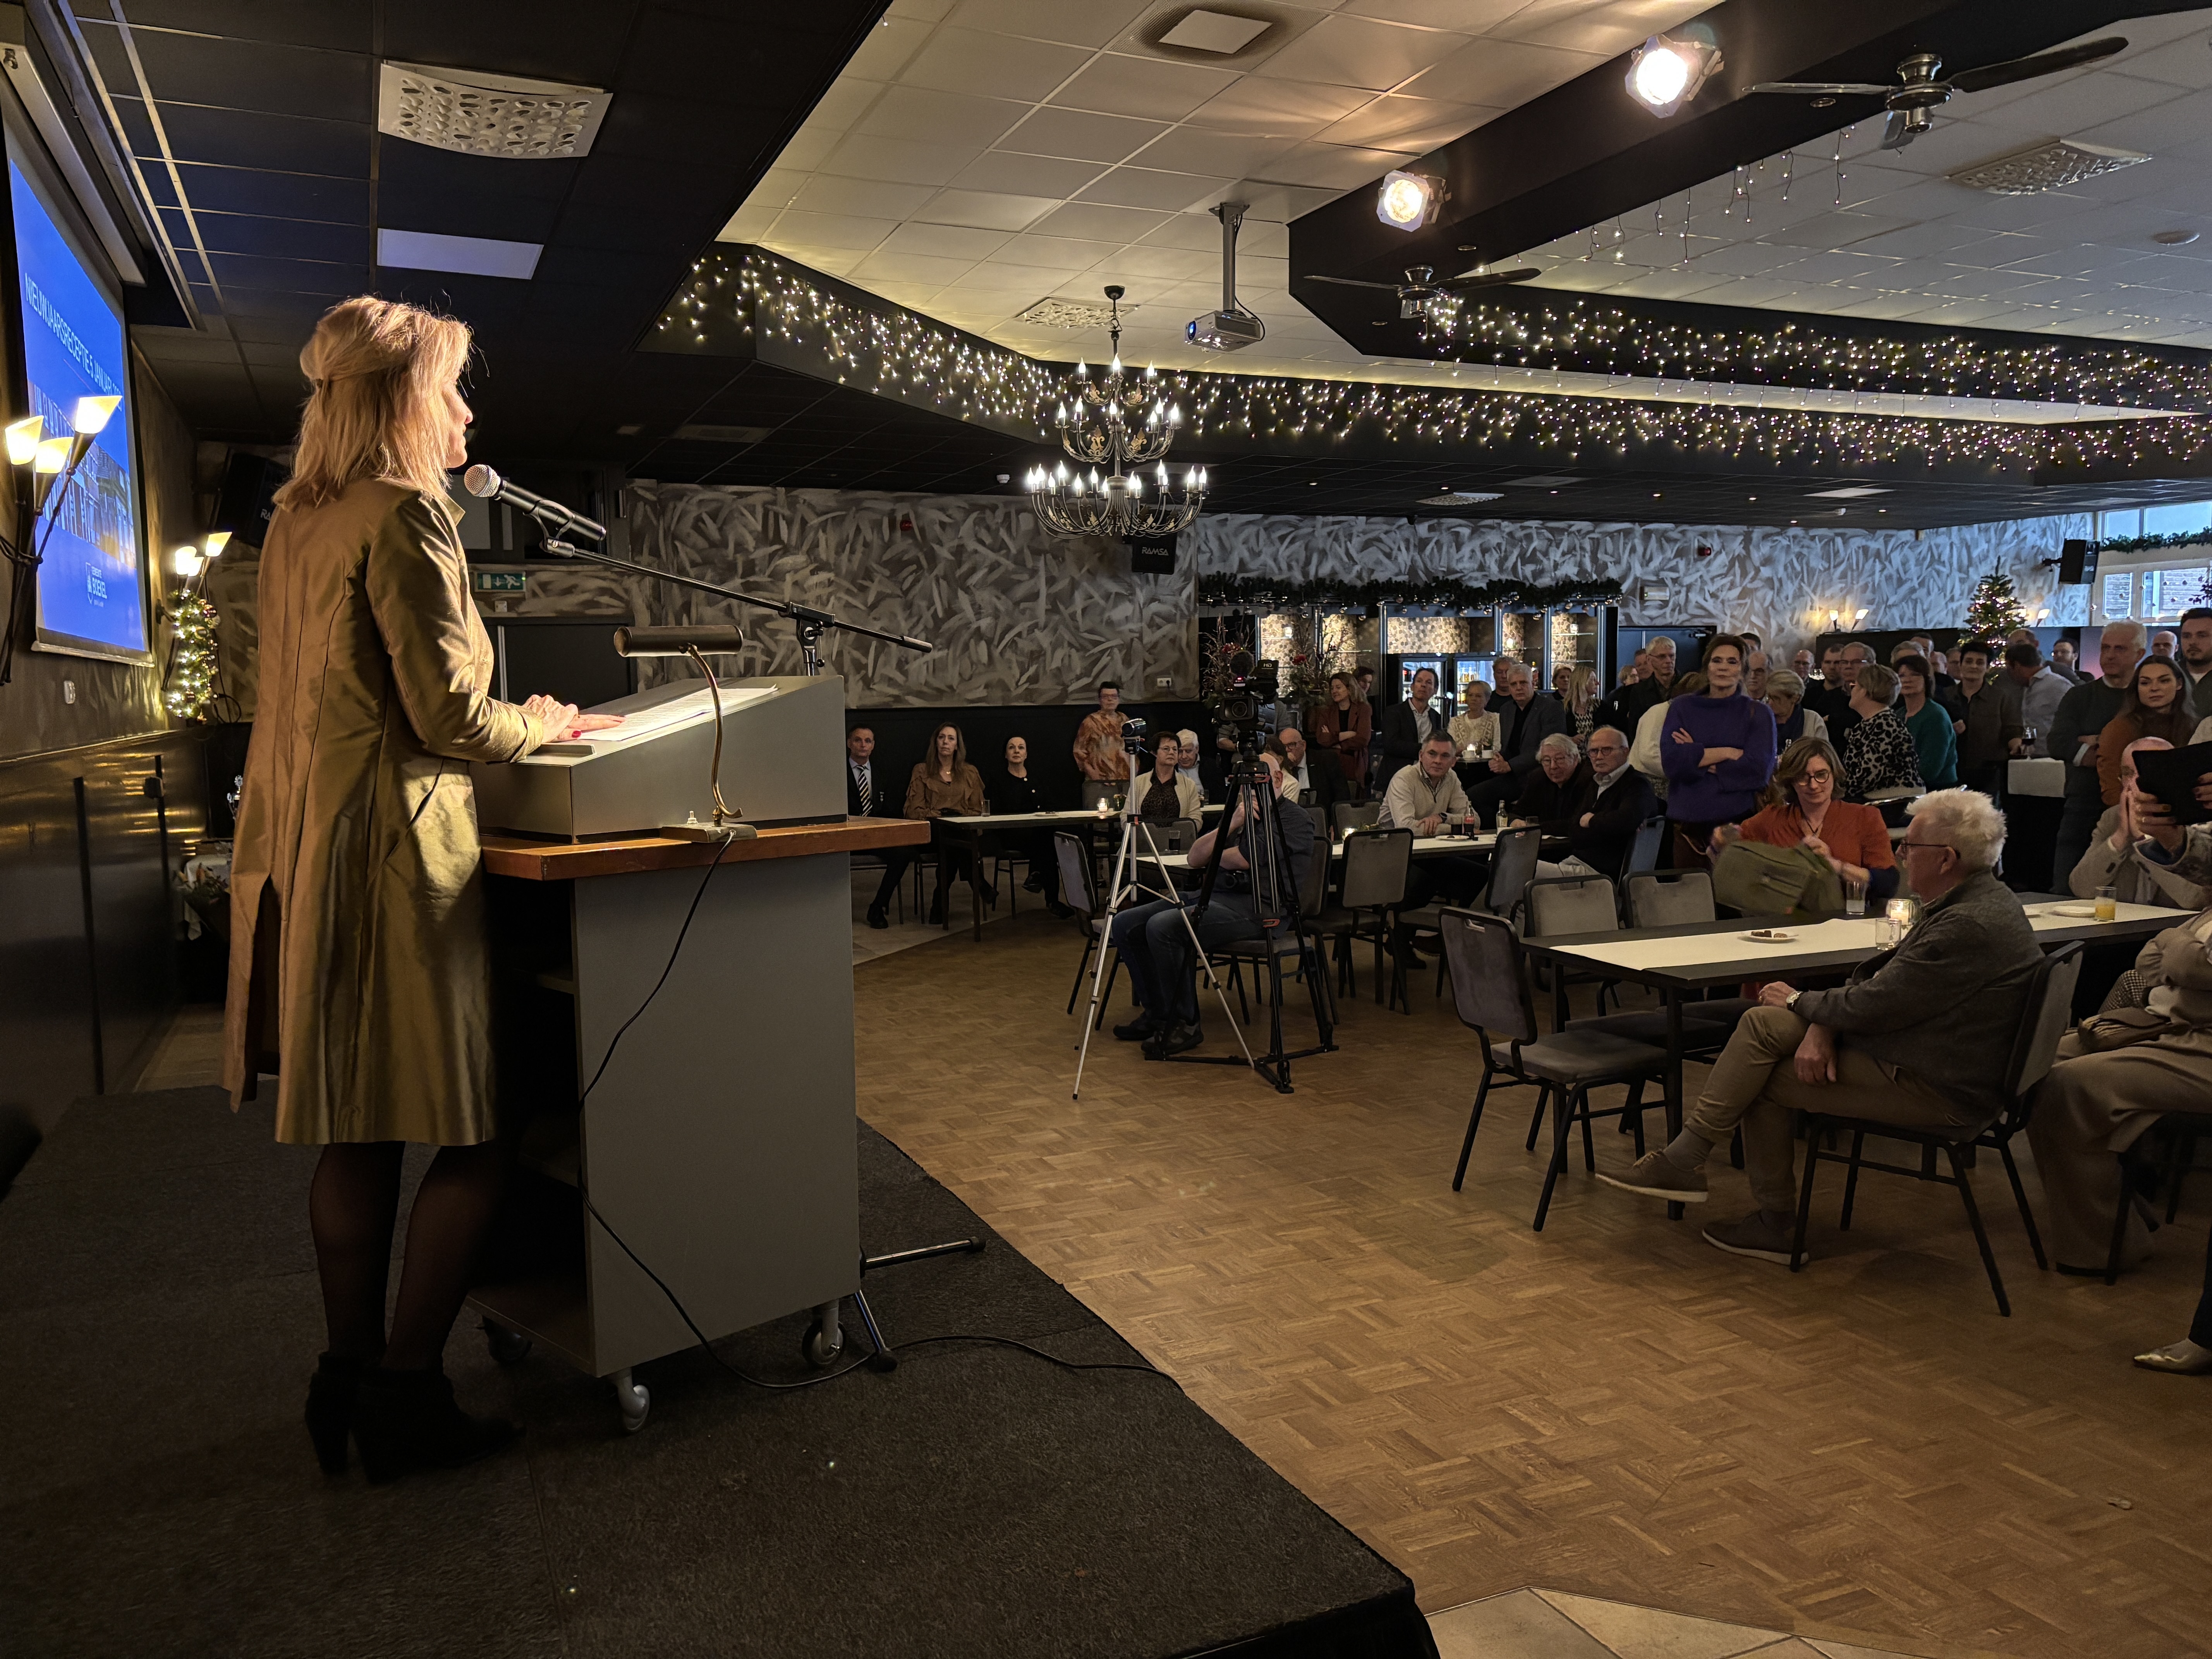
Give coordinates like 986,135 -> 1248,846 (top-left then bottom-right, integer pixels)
1565,665 -> 1598,714
275,297 -> 473,511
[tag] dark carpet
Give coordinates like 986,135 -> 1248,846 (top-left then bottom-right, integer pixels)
0,1088 -> 1434,1659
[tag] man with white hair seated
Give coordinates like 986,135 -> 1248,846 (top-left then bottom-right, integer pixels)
1539,725 -> 1655,879
1175,728 -> 1207,802
1600,789 -> 2044,1264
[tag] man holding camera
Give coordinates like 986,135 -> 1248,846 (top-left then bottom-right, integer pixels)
1107,749 -> 1315,1059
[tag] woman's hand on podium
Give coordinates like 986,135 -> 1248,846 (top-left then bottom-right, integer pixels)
522,694 -> 625,742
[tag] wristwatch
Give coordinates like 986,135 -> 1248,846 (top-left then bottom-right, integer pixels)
1784,990 -> 1802,1010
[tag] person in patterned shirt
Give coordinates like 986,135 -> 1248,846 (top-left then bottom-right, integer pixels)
1841,661 -> 1925,802
1072,681 -> 1131,807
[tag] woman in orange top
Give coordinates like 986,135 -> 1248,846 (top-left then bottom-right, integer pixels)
1730,735 -> 1899,904
2097,654 -> 2197,806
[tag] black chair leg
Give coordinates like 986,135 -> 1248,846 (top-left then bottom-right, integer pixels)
1533,1085 -> 1577,1231
1580,1088 -> 1598,1172
1453,1067 -> 1498,1191
1625,1077 -> 1647,1156
1995,1138 -> 2049,1271
1946,1142 -> 2010,1317
1790,1119 -> 1824,1273
1839,1130 -> 1868,1230
1067,936 -> 1096,1015
1524,1084 -> 1551,1152
1729,1127 -> 1745,1170
1231,960 -> 1250,1025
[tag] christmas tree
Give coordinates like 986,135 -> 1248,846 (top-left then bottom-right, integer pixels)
1963,568 -> 2027,641
163,591 -> 223,721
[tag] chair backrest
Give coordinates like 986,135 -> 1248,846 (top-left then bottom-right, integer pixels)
1053,832 -> 1097,917
1438,907 -> 1538,1044
1299,831 -> 1331,918
1627,868 -> 1715,929
1339,827 -> 1412,910
1302,804 -> 1328,842
1334,800 -> 1382,835
2006,942 -> 2082,1103
1526,874 -> 1620,940
1484,826 -> 1542,919
1626,815 -> 1668,877
1168,815 -> 1199,852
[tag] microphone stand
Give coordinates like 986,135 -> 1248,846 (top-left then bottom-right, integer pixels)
536,532 -> 931,675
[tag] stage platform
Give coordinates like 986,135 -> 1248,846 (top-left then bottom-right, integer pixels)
0,1088 -> 1434,1659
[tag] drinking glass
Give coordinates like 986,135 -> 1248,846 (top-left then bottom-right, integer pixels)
1843,874 -> 1867,918
2095,884 -> 2118,922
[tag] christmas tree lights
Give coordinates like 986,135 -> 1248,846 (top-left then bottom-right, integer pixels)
1962,569 -> 2028,640
163,589 -> 223,721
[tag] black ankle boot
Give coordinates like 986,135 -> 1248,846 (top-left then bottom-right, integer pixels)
351,1365 -> 520,1484
306,1352 -> 369,1474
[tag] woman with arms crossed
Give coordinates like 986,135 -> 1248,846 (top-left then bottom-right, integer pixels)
225,298 -> 618,1483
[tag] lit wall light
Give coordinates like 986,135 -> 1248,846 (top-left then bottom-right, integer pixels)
172,545 -> 203,578
1376,170 -> 1443,232
1625,28 -> 1722,117
70,394 -> 122,436
1854,607 -> 1870,624
33,436 -> 69,474
203,530 -> 232,561
5,416 -> 41,464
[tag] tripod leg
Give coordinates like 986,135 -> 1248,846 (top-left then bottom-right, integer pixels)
851,1288 -> 897,1372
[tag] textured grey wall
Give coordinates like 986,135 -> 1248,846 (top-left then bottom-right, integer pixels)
211,481 -> 2097,711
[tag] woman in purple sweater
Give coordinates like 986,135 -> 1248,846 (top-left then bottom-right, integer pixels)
1660,634 -> 1778,866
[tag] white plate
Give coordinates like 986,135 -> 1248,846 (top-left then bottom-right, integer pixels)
2042,902 -> 2099,919
1740,928 -> 1798,943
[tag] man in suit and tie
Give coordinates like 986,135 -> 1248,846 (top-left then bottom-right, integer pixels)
1275,725 -> 1349,816
847,723 -> 913,930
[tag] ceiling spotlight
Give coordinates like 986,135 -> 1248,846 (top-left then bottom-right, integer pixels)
2153,228 -> 2200,246
1376,170 -> 1443,232
1626,28 -> 1722,117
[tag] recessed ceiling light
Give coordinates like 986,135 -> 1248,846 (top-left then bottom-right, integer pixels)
2154,229 -> 2201,247
1158,8 -> 1271,54
377,227 -> 541,279
1806,485 -> 1892,499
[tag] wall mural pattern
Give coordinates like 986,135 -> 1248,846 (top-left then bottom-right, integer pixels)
213,483 -> 2095,714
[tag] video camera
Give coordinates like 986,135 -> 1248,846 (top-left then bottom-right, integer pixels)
1211,649 -> 1280,756
1120,713 -> 1149,752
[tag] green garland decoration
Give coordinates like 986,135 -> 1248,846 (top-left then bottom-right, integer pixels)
2091,527 -> 2212,556
1196,574 -> 1624,612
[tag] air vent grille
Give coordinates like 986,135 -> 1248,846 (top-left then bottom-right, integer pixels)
1418,491 -> 1505,506
1951,139 -> 2147,195
1017,296 -> 1134,330
379,61 -> 612,160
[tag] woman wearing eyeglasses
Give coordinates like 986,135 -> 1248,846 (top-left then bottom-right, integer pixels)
1729,737 -> 1899,903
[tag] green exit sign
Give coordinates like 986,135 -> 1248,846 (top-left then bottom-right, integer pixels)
473,570 -> 528,594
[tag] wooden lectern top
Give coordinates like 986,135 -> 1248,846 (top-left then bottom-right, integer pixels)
481,817 -> 932,882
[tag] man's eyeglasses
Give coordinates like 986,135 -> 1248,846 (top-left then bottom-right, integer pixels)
1899,835 -> 1954,855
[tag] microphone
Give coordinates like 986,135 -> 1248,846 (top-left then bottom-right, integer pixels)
462,464 -> 608,541
613,625 -> 745,658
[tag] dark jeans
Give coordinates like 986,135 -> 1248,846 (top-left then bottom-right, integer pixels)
2053,791 -> 2103,895
1109,893 -> 1265,1025
1403,854 -> 1490,912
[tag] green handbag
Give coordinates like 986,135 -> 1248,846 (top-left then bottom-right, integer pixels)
1711,839 -> 1845,920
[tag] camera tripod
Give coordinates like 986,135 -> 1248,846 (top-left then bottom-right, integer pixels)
1072,728 -> 1255,1099
1175,743 -> 1336,1093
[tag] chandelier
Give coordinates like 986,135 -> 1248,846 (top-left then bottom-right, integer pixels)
1025,285 -> 1207,538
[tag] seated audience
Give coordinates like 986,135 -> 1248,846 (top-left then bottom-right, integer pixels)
2133,1227 -> 2212,1375
2097,654 -> 2197,805
1106,750 -> 1315,1058
1660,635 -> 1777,866
1174,727 -> 1207,802
1841,662 -> 1925,802
1718,735 -> 1898,903
1450,678 -> 1500,770
1309,674 -> 1371,797
1763,670 -> 1828,749
1275,726 -> 1349,813
1602,790 -> 2042,1262
1135,732 -> 1202,825
1894,654 -> 1960,790
2030,772 -> 2212,1273
1510,733 -> 1594,835
1542,725 -> 1656,879
1382,733 -> 1488,908
848,722 -> 913,931
993,736 -> 1071,916
1630,670 -> 1705,792
2070,738 -> 2212,910
1467,659 -> 1573,826
906,721 -> 989,925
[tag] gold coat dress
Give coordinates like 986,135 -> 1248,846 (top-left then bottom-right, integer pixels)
222,480 -> 545,1145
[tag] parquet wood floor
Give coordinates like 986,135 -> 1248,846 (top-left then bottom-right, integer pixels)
854,910 -> 2212,1659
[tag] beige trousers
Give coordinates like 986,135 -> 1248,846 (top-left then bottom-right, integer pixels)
1689,1005 -> 1980,1214
2025,1029 -> 2212,1270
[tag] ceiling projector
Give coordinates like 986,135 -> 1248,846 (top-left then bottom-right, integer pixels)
1187,201 -> 1266,354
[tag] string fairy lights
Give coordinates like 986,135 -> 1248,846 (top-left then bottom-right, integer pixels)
659,249 -> 2212,478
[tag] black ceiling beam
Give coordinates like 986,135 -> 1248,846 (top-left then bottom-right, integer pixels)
1289,0 -> 2203,299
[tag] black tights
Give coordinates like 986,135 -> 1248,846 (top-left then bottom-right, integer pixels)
309,1140 -> 509,1370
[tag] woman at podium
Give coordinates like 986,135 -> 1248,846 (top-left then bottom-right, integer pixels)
222,296 -> 615,1483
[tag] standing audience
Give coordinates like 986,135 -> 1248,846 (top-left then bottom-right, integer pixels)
1309,673 -> 1372,797
2007,639 -> 2070,756
1659,635 -> 1777,866
1378,666 -> 1448,779
1763,670 -> 1828,749
1840,662 -> 1924,802
1894,654 -> 1959,790
1466,659 -> 1572,827
1562,666 -> 1602,749
2050,637 -> 2086,682
2097,653 -> 2197,805
2176,606 -> 2212,709
2049,621 -> 2148,892
1072,681 -> 1130,808
1952,639 -> 2024,798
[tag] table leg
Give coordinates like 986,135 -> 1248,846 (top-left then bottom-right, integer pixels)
1665,988 -> 1685,1224
970,830 -> 985,942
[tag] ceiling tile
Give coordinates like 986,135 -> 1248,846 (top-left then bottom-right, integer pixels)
877,221 -> 1016,259
1265,139 -> 1420,190
766,209 -> 902,251
1181,78 -> 1375,137
989,232 -> 1125,271
799,77 -> 890,134
1075,166 -> 1231,211
841,15 -> 937,81
1969,72 -> 2187,139
849,249 -> 979,285
1049,53 -> 1241,122
822,132 -> 987,185
1249,15 -> 1468,94
1315,94 -> 1495,151
1494,0 -> 1710,56
1398,35 -> 1595,108
1340,0 -> 1527,27
2118,31 -> 2212,92
914,187 -> 1061,231
1030,200 -> 1172,242
949,149 -> 1108,196
996,106 -> 1170,163
789,174 -> 942,219
946,0 -> 1151,48
1128,126 -> 1302,178
900,27 -> 1091,100
853,85 -> 1031,148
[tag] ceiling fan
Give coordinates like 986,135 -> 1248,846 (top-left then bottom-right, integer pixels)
1747,35 -> 2127,150
1307,264 -> 1540,319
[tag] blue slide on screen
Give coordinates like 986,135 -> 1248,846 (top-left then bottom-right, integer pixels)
12,158 -> 143,656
